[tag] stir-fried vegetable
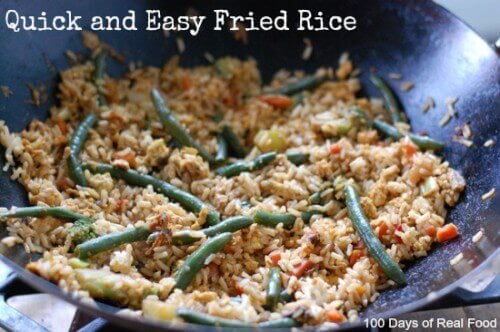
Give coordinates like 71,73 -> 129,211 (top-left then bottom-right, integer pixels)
148,216 -> 253,246
286,151 -> 310,166
344,182 -> 406,285
75,226 -> 150,260
67,114 -> 98,186
75,269 -> 157,307
254,129 -> 287,152
372,120 -> 444,151
151,88 -> 213,162
92,52 -> 107,106
436,223 -> 459,243
253,210 -> 296,228
0,206 -> 88,221
68,218 -> 98,245
215,134 -> 228,163
177,309 -> 299,328
82,163 -> 220,226
369,73 -> 403,123
265,267 -> 281,310
269,74 -> 328,96
221,125 -> 247,158
174,233 -> 232,290
214,152 -> 277,177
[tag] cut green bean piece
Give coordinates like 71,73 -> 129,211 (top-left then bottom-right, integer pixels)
259,318 -> 299,328
221,125 -> 247,158
278,289 -> 295,303
309,192 -> 323,205
344,183 -> 406,285
75,226 -> 151,260
265,267 -> 281,310
0,206 -> 88,221
215,152 -> 276,177
177,309 -> 299,328
174,233 -> 232,290
177,309 -> 250,327
286,151 -> 310,166
148,216 -> 253,246
270,75 -> 328,96
151,88 -> 213,162
67,114 -> 98,186
253,210 -> 296,229
372,120 -> 444,151
75,269 -> 157,308
92,52 -> 107,106
215,133 -> 228,163
369,73 -> 403,123
82,163 -> 220,226
301,210 -> 322,223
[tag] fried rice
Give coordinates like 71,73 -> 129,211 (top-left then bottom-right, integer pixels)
0,51 -> 465,327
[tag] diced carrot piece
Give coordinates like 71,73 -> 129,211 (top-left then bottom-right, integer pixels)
269,250 -> 282,266
394,221 -> 403,243
423,224 -> 437,237
258,95 -> 294,110
437,223 -> 459,243
112,151 -> 137,168
292,259 -> 314,278
115,199 -> 127,212
378,222 -> 388,238
325,307 -> 345,323
349,249 -> 363,266
330,143 -> 342,155
182,74 -> 192,90
55,120 -> 68,135
402,137 -> 417,157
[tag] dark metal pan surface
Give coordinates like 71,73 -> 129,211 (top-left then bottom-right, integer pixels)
0,0 -> 498,330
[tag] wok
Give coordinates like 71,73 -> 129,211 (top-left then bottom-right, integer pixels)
0,0 -> 498,330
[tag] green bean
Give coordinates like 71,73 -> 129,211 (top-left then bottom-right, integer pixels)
372,120 -> 444,151
278,289 -> 295,303
265,267 -> 281,310
344,183 -> 406,285
369,73 -> 403,123
309,191 -> 323,205
221,125 -> 247,158
151,88 -> 213,162
301,210 -> 322,223
67,114 -> 98,186
82,163 -> 221,226
92,52 -> 107,106
286,151 -> 310,166
177,309 -> 250,327
253,210 -> 296,228
270,75 -> 328,96
177,309 -> 299,328
75,226 -> 150,260
148,216 -> 253,246
259,318 -> 299,328
292,91 -> 305,106
0,206 -> 88,221
215,152 -> 276,177
215,133 -> 228,163
174,232 -> 232,290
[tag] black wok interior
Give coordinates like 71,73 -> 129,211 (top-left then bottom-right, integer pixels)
0,0 -> 498,330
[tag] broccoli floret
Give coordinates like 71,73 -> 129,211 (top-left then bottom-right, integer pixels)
69,218 -> 98,245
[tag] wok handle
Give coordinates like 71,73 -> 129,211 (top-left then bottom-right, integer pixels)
0,294 -> 48,332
